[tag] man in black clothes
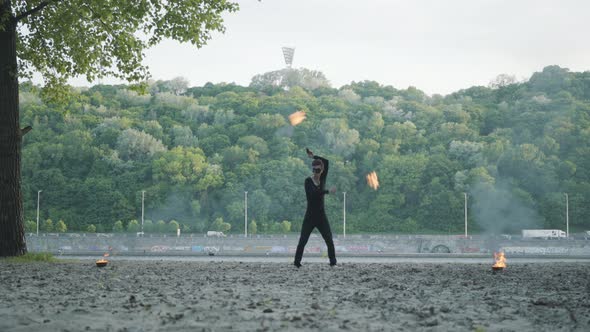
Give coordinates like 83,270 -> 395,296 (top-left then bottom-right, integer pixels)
294,148 -> 337,267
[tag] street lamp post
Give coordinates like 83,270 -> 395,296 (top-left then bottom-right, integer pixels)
565,193 -> 569,238
464,193 -> 468,237
36,190 -> 42,236
343,191 -> 346,239
141,190 -> 145,234
244,191 -> 248,237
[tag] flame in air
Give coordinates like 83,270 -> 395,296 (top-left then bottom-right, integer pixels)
366,171 -> 379,190
288,111 -> 306,126
493,252 -> 506,269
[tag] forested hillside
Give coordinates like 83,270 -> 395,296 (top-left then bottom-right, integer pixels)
19,65 -> 590,235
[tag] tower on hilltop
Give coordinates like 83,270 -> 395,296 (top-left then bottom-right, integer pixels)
281,47 -> 295,68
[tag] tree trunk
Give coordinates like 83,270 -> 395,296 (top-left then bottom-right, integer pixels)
0,1 -> 26,257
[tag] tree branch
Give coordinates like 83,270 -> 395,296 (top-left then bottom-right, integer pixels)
20,126 -> 33,136
15,0 -> 59,22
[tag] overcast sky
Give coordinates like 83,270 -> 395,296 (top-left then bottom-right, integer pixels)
66,0 -> 590,96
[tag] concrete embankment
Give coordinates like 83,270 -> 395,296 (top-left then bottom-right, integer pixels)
26,233 -> 590,257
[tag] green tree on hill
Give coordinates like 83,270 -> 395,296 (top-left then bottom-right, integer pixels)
86,224 -> 96,233
248,220 -> 257,235
143,220 -> 154,233
112,220 -> 124,233
156,220 -> 166,233
169,220 -> 180,233
127,220 -> 140,233
42,219 -> 53,233
55,220 -> 67,233
24,220 -> 36,233
212,217 -> 231,232
281,220 -> 292,234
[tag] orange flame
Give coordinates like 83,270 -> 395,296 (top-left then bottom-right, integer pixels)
288,111 -> 306,126
493,252 -> 506,269
366,171 -> 379,190
96,252 -> 110,264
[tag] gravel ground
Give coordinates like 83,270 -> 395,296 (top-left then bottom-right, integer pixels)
1,260 -> 589,331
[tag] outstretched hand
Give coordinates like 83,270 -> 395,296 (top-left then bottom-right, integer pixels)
330,187 -> 337,194
306,148 -> 314,158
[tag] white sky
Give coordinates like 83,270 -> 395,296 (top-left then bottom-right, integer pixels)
65,0 -> 590,96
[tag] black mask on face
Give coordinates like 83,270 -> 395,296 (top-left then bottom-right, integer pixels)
313,168 -> 322,174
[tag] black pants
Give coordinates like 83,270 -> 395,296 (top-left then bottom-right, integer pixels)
294,217 -> 337,265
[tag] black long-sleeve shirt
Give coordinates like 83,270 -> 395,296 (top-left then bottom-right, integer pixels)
305,155 -> 329,220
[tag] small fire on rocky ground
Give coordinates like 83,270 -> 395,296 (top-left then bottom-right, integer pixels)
96,253 -> 109,267
492,252 -> 506,272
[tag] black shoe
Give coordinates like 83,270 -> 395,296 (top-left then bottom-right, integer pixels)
294,262 -> 302,268
330,262 -> 337,267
